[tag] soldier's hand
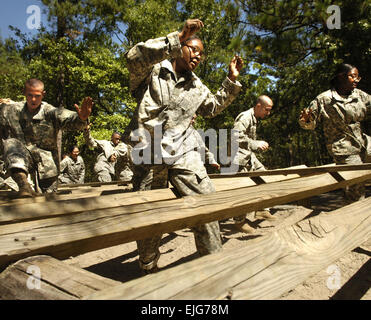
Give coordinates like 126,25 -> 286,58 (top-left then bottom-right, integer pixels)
179,19 -> 204,43
228,55 -> 243,82
75,97 -> 93,121
299,108 -> 312,123
211,163 -> 221,170
109,154 -> 117,162
257,140 -> 269,151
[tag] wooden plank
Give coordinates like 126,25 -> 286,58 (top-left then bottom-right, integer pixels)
85,197 -> 371,300
0,183 -> 133,206
58,180 -> 130,189
209,163 -> 371,179
0,172 -> 302,224
0,170 -> 370,270
0,188 -> 177,224
0,255 -> 120,300
256,164 -> 307,184
0,164 -> 306,207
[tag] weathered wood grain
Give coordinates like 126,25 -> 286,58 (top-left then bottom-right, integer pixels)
0,183 -> 133,206
85,197 -> 371,300
0,188 -> 176,224
0,255 -> 120,300
0,169 -> 301,224
209,163 -> 371,179
0,170 -> 369,271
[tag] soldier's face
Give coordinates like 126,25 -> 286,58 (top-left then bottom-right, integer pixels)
70,148 -> 79,161
111,134 -> 121,146
180,39 -> 204,72
256,103 -> 273,119
25,85 -> 45,112
345,68 -> 360,90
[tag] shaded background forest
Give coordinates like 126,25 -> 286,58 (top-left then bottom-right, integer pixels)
1,0 -> 370,181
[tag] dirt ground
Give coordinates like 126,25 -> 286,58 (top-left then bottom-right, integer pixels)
64,188 -> 371,300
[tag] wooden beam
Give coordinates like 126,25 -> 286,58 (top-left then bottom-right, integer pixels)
85,197 -> 371,300
209,163 -> 371,179
0,183 -> 133,206
0,170 -> 369,270
58,180 -> 130,189
0,164 -> 305,206
0,168 -> 303,224
0,188 -> 176,224
0,255 -> 120,300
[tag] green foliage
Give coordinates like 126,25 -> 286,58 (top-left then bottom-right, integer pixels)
235,0 -> 370,168
0,38 -> 30,100
2,0 -> 370,175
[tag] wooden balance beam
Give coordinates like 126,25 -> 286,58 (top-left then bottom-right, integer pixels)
86,196 -> 371,300
0,169 -> 369,271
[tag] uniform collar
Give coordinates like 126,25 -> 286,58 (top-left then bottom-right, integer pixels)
23,101 -> 45,119
331,88 -> 358,102
161,59 -> 195,84
249,107 -> 258,124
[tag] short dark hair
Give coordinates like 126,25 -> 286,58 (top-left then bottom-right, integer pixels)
111,131 -> 121,138
25,78 -> 45,91
69,145 -> 79,153
183,35 -> 201,43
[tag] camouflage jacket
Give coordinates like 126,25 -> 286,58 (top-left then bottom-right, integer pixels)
58,155 -> 85,184
123,31 -> 242,166
0,101 -> 87,179
84,129 -> 129,175
171,126 -> 218,179
232,108 -> 262,167
299,88 -> 371,157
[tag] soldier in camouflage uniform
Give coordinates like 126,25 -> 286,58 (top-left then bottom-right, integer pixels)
84,128 -> 131,182
0,79 -> 93,196
0,158 -> 8,189
123,19 -> 243,273
0,156 -> 23,191
299,63 -> 371,202
232,96 -> 277,233
169,115 -> 220,194
58,145 -> 85,184
114,152 -> 134,183
169,115 -> 221,254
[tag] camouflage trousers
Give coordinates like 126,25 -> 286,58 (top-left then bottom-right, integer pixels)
94,158 -> 115,183
95,165 -> 133,183
115,165 -> 134,183
58,176 -> 76,185
333,154 -> 365,202
3,138 -> 57,193
133,165 -> 222,272
96,170 -> 113,183
234,153 -> 267,223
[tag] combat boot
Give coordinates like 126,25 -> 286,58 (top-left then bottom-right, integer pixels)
11,170 -> 37,198
255,209 -> 277,221
234,221 -> 255,234
141,266 -> 159,275
139,254 -> 160,276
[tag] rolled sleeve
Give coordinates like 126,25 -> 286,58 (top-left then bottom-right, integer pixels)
223,76 -> 242,95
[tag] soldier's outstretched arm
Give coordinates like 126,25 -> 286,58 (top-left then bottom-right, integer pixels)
125,23 -> 191,91
74,97 -> 93,121
298,98 -> 320,130
228,55 -> 244,82
197,55 -> 243,119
